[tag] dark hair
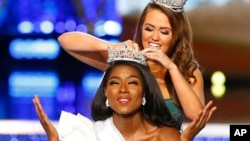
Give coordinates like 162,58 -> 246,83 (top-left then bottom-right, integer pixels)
91,61 -> 179,129
133,3 -> 200,104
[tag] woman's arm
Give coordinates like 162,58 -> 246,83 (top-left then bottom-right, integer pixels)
143,48 -> 205,120
181,100 -> 217,141
58,32 -> 109,71
58,31 -> 134,71
168,65 -> 205,120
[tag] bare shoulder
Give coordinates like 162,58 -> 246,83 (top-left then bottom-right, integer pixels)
157,126 -> 181,141
193,68 -> 203,79
189,68 -> 203,83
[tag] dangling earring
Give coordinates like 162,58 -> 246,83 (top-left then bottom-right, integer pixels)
142,97 -> 146,106
105,99 -> 110,107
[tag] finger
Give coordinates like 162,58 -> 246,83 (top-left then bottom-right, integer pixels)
33,95 -> 45,117
196,101 -> 216,128
142,48 -> 157,59
204,106 -> 217,123
202,101 -> 215,122
125,40 -> 135,50
142,47 -> 157,54
33,95 -> 41,116
132,42 -> 140,51
190,102 -> 212,129
191,110 -> 204,129
33,95 -> 49,125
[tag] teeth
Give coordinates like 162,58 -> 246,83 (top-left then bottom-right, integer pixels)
149,43 -> 160,49
150,43 -> 159,47
119,99 -> 129,102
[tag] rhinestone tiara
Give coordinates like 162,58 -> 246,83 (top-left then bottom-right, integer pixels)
151,0 -> 187,12
107,45 -> 147,66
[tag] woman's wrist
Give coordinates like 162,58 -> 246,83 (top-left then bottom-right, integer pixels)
166,62 -> 178,72
110,43 -> 122,50
180,134 -> 193,141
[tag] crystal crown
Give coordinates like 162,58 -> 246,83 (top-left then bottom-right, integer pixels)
107,45 -> 147,66
151,0 -> 187,12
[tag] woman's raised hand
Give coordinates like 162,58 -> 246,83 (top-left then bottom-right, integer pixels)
181,100 -> 217,141
113,40 -> 140,51
33,95 -> 59,141
142,47 -> 175,70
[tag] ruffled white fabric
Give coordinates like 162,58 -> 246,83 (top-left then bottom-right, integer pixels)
58,111 -> 97,141
58,111 -> 125,141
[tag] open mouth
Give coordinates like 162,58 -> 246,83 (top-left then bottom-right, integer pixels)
149,43 -> 160,49
118,97 -> 131,104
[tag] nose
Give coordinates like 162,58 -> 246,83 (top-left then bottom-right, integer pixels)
152,31 -> 159,41
119,82 -> 128,94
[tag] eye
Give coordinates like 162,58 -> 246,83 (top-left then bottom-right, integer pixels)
128,80 -> 139,85
144,26 -> 153,32
109,80 -> 119,85
161,29 -> 170,35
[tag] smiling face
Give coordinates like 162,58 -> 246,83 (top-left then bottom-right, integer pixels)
141,8 -> 173,53
105,65 -> 144,116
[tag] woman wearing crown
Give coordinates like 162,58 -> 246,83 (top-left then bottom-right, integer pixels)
33,46 -> 216,141
58,0 -> 206,130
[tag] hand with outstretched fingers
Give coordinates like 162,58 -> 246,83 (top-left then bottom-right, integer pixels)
181,100 -> 217,141
33,95 -> 59,141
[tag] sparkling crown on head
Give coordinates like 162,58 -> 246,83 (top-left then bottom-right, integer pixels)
151,0 -> 187,12
107,45 -> 147,66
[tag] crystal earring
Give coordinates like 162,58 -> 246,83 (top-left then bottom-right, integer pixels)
142,97 -> 146,106
105,99 -> 110,107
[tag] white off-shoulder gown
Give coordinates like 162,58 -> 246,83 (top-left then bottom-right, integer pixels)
58,111 -> 125,141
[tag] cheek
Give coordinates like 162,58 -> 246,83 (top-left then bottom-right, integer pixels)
161,36 -> 172,52
106,92 -> 117,105
141,31 -> 150,48
131,89 -> 144,99
106,88 -> 117,97
106,88 -> 117,95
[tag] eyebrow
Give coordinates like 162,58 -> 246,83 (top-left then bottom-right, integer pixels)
144,23 -> 171,30
109,75 -> 140,80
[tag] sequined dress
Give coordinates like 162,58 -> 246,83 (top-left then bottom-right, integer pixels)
164,98 -> 184,129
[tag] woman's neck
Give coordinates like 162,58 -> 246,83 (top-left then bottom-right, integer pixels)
147,61 -> 167,79
148,60 -> 171,99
